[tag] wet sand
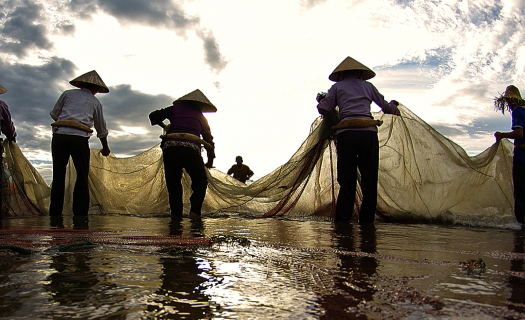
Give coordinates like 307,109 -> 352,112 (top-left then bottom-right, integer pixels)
0,215 -> 524,319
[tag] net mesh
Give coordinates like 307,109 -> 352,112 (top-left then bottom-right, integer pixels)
0,105 -> 516,226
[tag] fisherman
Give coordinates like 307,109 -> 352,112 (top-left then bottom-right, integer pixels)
316,56 -> 400,224
494,85 -> 525,225
0,84 -> 17,219
227,156 -> 254,183
149,89 -> 216,219
49,70 -> 111,217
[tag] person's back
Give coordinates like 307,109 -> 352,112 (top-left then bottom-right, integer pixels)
316,56 -> 400,224
149,89 -> 216,219
49,70 -> 111,219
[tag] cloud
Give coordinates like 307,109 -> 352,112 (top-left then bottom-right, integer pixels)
299,0 -> 329,9
0,59 -> 177,164
1,0 -> 228,74
196,28 -> 229,73
96,0 -> 199,35
0,0 -> 52,58
94,0 -> 228,73
94,84 -> 177,155
0,57 -> 76,123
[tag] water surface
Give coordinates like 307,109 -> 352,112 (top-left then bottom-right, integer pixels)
0,215 -> 524,319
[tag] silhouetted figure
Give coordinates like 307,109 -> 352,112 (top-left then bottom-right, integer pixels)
149,89 -> 216,219
494,85 -> 525,225
49,71 -> 111,217
227,156 -> 254,183
316,56 -> 400,224
0,84 -> 17,219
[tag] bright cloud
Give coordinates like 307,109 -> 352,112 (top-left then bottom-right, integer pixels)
0,0 -> 523,180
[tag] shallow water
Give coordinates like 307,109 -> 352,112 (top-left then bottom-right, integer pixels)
0,215 -> 524,319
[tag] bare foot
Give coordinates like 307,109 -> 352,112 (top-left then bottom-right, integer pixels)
189,212 -> 200,219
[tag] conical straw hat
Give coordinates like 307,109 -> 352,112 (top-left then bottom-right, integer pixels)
173,89 -> 217,113
69,70 -> 109,93
0,84 -> 6,95
329,56 -> 376,82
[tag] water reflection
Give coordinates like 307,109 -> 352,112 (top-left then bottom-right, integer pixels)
508,229 -> 525,314
0,252 -> 28,318
147,217 -> 213,318
318,223 -> 378,319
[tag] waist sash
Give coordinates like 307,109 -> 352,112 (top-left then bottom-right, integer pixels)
332,118 -> 383,130
161,132 -> 214,152
51,120 -> 93,133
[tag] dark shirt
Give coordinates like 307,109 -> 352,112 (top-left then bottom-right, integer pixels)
512,107 -> 525,164
0,100 -> 16,140
227,164 -> 253,183
149,102 -> 213,146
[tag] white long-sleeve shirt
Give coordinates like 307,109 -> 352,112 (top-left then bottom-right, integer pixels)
50,88 -> 108,138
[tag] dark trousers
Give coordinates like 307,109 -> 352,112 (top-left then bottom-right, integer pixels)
49,134 -> 90,216
162,146 -> 208,217
513,162 -> 525,224
335,130 -> 379,224
0,155 -> 3,219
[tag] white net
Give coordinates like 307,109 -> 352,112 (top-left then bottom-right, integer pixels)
1,105 -> 516,227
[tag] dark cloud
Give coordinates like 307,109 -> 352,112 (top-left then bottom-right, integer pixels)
66,0 -> 98,20
0,0 -> 52,57
93,85 -> 174,156
196,28 -> 228,73
0,0 -> 228,74
0,58 -> 179,159
84,0 -> 228,73
98,84 -> 172,127
0,57 -> 76,123
460,114 -> 511,138
96,0 -> 199,35
431,113 -> 510,140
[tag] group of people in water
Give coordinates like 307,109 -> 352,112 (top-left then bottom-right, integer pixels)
0,55 -> 524,225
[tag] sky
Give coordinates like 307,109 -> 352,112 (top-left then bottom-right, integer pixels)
0,0 -> 524,182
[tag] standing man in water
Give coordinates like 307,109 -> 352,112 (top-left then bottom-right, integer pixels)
316,56 -> 400,224
49,70 -> 111,217
227,156 -> 254,183
494,85 -> 525,226
149,89 -> 216,219
0,84 -> 17,219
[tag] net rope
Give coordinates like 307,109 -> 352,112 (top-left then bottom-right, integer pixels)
0,104 -> 516,226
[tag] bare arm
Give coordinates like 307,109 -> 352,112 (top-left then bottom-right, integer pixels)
495,128 -> 523,141
99,137 -> 110,156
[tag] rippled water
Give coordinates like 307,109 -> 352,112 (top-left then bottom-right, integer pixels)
0,215 -> 524,319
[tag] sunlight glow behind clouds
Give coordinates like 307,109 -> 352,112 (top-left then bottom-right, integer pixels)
1,0 -> 524,179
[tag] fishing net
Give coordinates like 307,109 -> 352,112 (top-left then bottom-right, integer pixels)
0,104 -> 516,226
0,229 -> 249,253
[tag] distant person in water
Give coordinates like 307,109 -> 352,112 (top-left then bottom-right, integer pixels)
149,89 -> 216,219
494,85 -> 525,225
316,56 -> 400,224
227,156 -> 254,183
49,70 -> 111,217
0,84 -> 17,219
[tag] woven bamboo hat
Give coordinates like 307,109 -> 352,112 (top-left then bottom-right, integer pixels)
69,70 -> 109,93
173,89 -> 217,113
0,84 -> 6,95
329,56 -> 376,82
494,85 -> 525,113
